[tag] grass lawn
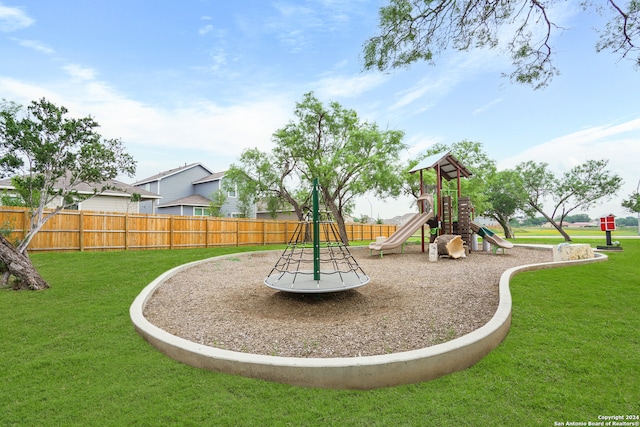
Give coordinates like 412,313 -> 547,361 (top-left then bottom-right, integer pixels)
511,226 -> 639,237
1,240 -> 638,426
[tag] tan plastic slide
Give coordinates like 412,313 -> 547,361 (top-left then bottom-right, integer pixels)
470,221 -> 514,249
369,210 -> 434,253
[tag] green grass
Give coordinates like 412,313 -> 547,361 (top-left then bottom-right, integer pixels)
511,225 -> 638,237
407,225 -> 639,241
1,241 -> 638,426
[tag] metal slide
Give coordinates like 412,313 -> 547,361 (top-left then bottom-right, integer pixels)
470,221 -> 514,249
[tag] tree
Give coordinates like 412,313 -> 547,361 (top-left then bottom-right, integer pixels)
271,92 -> 407,244
616,216 -> 638,226
515,159 -> 622,241
0,98 -> 136,289
405,140 -> 496,214
363,0 -> 639,89
483,170 -> 528,238
208,189 -> 227,217
224,148 -> 310,221
621,179 -> 640,234
233,180 -> 255,219
560,213 -> 592,223
518,216 -> 548,227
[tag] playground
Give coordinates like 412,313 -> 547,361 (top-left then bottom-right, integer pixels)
132,153 -> 607,388
142,155 -> 527,362
143,244 -> 553,358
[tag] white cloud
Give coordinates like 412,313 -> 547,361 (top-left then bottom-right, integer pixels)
62,64 -> 97,80
314,73 -> 388,98
472,98 -> 503,115
389,78 -> 442,111
0,74 -> 293,180
404,133 -> 444,159
266,0 -> 365,51
13,38 -> 54,54
500,118 -> 640,169
0,3 -> 33,32
198,24 -> 213,36
499,117 -> 640,217
0,76 -> 57,103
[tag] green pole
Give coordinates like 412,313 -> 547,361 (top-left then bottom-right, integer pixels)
312,178 -> 320,282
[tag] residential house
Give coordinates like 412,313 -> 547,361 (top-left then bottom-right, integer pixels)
541,221 -> 571,228
0,175 -> 160,213
132,163 -> 251,217
255,201 -> 299,221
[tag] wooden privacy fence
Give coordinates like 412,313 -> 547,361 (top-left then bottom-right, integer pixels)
0,207 -> 398,252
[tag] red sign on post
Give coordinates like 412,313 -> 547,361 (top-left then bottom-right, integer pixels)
599,215 -> 616,231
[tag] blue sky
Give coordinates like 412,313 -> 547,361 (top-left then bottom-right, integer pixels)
1,0 -> 639,220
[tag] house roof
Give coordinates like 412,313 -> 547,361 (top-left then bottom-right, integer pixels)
157,194 -> 212,208
409,152 -> 473,180
0,175 -> 160,200
192,171 -> 225,184
132,163 -> 214,186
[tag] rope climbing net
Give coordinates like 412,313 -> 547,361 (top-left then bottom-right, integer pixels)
264,179 -> 370,293
264,214 -> 370,293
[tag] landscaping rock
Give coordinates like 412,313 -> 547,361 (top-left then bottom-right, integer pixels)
553,243 -> 594,262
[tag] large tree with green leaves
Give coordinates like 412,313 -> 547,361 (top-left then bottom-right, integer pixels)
269,92 -> 407,244
621,179 -> 640,235
483,169 -> 528,238
224,148 -> 310,221
363,0 -> 639,89
0,98 -> 136,289
516,159 -> 622,241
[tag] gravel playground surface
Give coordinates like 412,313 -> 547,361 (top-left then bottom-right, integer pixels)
143,244 -> 553,358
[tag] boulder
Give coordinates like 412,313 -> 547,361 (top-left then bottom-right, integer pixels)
553,243 -> 594,262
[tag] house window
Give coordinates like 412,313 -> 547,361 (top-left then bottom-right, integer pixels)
0,195 -> 24,207
194,207 -> 210,216
227,184 -> 237,198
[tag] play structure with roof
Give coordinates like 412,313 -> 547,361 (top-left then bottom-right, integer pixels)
369,152 -> 513,257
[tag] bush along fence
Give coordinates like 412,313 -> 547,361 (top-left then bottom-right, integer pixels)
0,207 -> 398,252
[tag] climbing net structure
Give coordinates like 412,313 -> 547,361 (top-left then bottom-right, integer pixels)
264,180 -> 370,293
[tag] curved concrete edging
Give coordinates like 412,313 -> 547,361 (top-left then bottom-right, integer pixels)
130,245 -> 608,390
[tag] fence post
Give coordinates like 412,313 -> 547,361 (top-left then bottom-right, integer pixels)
79,211 -> 84,252
124,213 -> 129,250
170,216 -> 174,249
23,210 -> 28,241
284,221 -> 289,244
205,217 -> 210,248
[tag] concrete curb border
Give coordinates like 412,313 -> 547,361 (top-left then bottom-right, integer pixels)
130,245 -> 608,390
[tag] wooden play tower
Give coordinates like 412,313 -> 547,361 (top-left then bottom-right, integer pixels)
409,152 -> 473,251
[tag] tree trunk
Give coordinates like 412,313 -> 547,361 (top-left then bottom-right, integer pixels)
547,217 -> 572,241
321,189 -> 350,246
335,214 -> 349,246
0,234 -> 49,290
529,203 -> 572,242
496,217 -> 514,239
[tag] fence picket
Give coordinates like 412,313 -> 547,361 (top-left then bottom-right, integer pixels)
0,207 -> 397,252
